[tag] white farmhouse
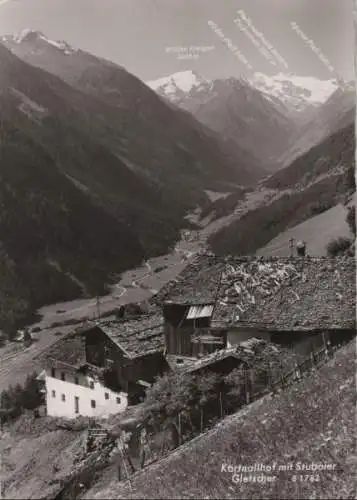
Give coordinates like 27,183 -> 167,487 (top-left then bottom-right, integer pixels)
38,314 -> 168,419
38,334 -> 127,419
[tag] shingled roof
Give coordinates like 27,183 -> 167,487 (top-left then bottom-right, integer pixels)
40,315 -> 164,369
38,333 -> 86,370
89,314 -> 164,359
155,255 -> 356,331
151,254 -> 223,305
249,258 -> 356,330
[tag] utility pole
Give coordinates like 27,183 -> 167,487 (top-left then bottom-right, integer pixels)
96,296 -> 100,319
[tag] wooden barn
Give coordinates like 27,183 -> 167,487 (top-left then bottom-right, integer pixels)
161,257 -> 228,360
163,302 -> 227,358
79,314 -> 169,404
38,314 -> 169,418
155,255 -> 356,359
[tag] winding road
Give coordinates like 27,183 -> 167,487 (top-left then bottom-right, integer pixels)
0,240 -> 202,391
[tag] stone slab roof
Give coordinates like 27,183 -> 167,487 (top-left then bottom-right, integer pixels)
152,255 -> 223,305
41,315 -> 164,368
89,314 -> 164,359
38,333 -> 86,370
154,255 -> 356,331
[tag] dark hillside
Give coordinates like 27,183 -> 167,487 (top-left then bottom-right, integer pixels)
1,37 -> 264,186
264,123 -> 355,190
0,40 -> 267,332
0,120 -> 144,333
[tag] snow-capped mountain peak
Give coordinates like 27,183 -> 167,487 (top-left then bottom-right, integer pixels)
2,29 -> 77,55
146,70 -> 348,113
12,29 -> 44,44
146,70 -> 210,99
249,72 -> 340,110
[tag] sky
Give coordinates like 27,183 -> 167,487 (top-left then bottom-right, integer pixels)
0,0 -> 354,82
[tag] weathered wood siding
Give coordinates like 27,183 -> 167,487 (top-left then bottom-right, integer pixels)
163,303 -> 213,356
123,351 -> 169,384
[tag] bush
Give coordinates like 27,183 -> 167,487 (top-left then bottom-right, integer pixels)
0,371 -> 43,423
154,266 -> 167,273
326,237 -> 352,257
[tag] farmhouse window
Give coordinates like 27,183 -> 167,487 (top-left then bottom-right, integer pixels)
61,372 -> 65,381
116,397 -> 121,404
74,376 -> 79,385
51,368 -> 56,378
186,305 -> 214,319
51,390 -> 56,398
89,380 -> 95,389
61,394 -> 66,402
91,400 -> 96,408
104,393 -> 109,400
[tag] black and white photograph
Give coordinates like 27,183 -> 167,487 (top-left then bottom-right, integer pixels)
0,0 -> 355,498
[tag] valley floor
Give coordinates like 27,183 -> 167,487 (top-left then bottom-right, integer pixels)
0,188 -> 352,393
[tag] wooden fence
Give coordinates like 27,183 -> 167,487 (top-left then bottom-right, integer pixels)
126,341 -> 339,474
270,341 -> 335,393
57,340 -> 340,493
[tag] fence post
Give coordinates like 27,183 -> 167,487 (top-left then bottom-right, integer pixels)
219,392 -> 223,418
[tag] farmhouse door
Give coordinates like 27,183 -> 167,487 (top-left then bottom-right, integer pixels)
74,396 -> 79,414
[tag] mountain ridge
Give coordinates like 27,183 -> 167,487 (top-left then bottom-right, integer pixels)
0,38 -> 265,333
1,33 -> 265,183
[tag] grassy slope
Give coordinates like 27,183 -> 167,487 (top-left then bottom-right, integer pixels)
0,414 -> 85,499
85,340 -> 356,499
257,202 -> 352,256
209,174 -> 351,256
